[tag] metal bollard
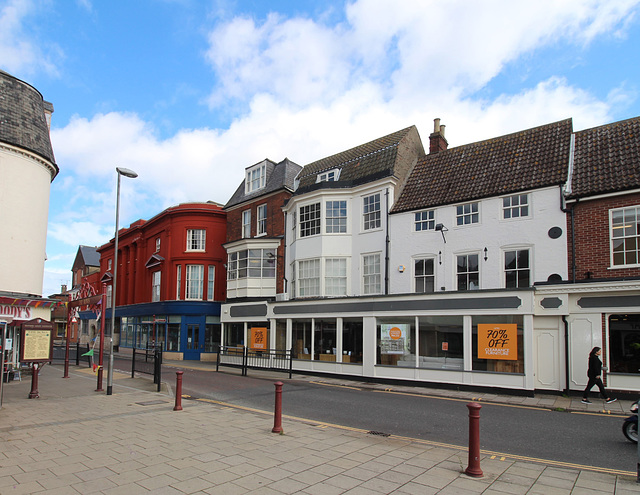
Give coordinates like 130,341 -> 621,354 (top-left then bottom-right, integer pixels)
173,371 -> 183,411
272,381 -> 283,433
465,402 -> 483,477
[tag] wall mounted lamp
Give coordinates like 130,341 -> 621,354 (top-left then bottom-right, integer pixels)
484,247 -> 488,261
435,223 -> 448,243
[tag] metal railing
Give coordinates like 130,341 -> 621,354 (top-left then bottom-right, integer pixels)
52,342 -> 92,367
216,346 -> 293,378
131,347 -> 162,392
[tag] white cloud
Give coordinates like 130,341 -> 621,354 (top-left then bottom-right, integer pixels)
0,0 -> 61,76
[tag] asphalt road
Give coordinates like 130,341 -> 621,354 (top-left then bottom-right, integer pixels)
156,363 -> 637,474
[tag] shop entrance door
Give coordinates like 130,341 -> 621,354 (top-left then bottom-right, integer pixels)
183,317 -> 204,360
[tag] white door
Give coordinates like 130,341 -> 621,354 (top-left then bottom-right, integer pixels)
533,327 -> 561,391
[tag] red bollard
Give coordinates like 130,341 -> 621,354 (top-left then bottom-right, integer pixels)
272,381 -> 283,433
28,363 -> 39,399
173,371 -> 183,411
465,402 -> 483,477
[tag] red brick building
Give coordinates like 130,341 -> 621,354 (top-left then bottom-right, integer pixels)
97,202 -> 227,360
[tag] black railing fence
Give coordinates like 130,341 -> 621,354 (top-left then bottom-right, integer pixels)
52,342 -> 93,367
132,347 -> 162,392
216,346 -> 293,378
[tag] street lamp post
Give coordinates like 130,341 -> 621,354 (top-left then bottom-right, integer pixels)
107,167 -> 138,396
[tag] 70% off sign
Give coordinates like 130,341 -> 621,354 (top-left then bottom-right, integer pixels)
477,324 -> 517,360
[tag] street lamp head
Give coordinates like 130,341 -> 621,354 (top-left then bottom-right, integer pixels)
116,167 -> 138,179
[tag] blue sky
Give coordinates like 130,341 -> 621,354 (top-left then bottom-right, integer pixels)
2,0 -> 640,297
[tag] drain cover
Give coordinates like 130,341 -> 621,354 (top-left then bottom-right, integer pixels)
367,431 -> 390,437
135,400 -> 169,406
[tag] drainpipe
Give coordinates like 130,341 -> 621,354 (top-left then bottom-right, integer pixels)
562,315 -> 570,396
385,188 -> 390,295
282,211 -> 288,295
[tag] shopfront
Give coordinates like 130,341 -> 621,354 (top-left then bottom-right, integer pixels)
221,290 -> 548,393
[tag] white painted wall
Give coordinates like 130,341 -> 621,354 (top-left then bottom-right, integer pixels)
0,147 -> 53,296
284,179 -> 397,297
388,186 -> 568,293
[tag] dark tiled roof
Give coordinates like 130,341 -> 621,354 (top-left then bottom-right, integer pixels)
224,158 -> 302,209
72,245 -> 100,272
295,126 -> 421,192
568,116 -> 640,199
391,119 -> 573,214
0,70 -> 57,172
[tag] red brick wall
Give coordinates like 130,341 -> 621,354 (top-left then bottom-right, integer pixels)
226,190 -> 292,294
568,192 -> 640,281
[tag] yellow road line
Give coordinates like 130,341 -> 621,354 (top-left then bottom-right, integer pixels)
190,396 -> 633,477
308,380 -> 362,391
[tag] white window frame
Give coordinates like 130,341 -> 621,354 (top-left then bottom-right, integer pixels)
185,264 -> 204,300
325,258 -> 347,296
504,248 -> 531,288
456,253 -> 480,290
257,204 -> 267,236
316,168 -> 341,183
503,194 -> 529,219
456,202 -> 479,226
246,163 -> 266,193
152,271 -> 161,302
414,257 -> 435,293
186,229 -> 206,251
363,193 -> 381,231
611,205 -> 640,267
106,284 -> 113,308
242,210 -> 251,238
325,200 -> 347,234
176,265 -> 181,300
207,265 -> 215,301
108,259 -> 112,271
298,259 -> 320,297
227,249 -> 277,280
414,210 -> 435,231
299,203 -> 321,238
155,238 -> 161,252
362,253 -> 381,295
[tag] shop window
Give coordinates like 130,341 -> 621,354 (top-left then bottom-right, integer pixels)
205,316 -> 221,353
314,319 -> 337,361
418,316 -> 463,370
472,315 -> 523,373
293,319 -> 312,359
224,322 -> 244,348
609,314 -> 640,374
275,320 -> 287,350
343,318 -> 363,364
376,317 -> 415,366
167,316 -> 181,352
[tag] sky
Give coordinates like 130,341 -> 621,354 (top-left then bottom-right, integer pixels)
2,0 -> 640,298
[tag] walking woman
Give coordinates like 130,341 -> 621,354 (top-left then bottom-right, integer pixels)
582,346 -> 617,404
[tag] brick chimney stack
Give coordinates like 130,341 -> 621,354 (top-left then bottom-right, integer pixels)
429,118 -> 448,154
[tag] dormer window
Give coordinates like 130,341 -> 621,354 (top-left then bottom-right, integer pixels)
316,168 -> 341,183
246,163 -> 266,193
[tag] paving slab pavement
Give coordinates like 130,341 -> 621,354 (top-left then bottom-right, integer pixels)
0,364 -> 638,494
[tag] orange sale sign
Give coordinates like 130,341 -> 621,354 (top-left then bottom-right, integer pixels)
477,324 -> 517,360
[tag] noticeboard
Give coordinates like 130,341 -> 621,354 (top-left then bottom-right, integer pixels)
20,319 -> 54,363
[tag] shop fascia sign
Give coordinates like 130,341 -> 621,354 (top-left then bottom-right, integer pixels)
0,305 -> 32,321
